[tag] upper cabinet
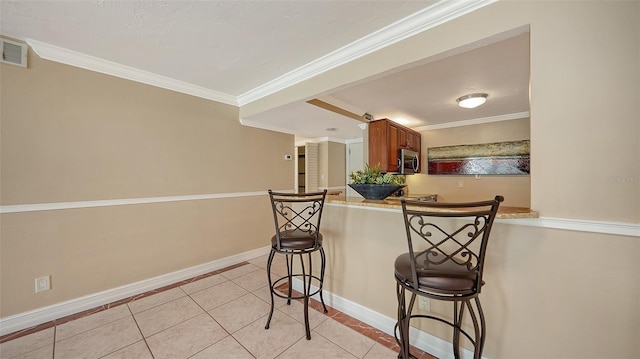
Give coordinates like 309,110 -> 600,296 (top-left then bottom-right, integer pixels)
368,119 -> 421,173
399,127 -> 420,152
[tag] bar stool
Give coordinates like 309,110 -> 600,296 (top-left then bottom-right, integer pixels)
395,196 -> 503,359
265,189 -> 328,340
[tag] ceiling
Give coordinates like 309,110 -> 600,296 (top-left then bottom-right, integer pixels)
1,0 -> 530,142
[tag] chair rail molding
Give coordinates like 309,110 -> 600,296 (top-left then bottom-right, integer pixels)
2,196 -> 637,237
0,191 -> 284,214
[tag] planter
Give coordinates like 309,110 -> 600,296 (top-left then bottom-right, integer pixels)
348,184 -> 404,200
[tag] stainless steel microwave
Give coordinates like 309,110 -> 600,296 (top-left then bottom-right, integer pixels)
399,149 -> 420,174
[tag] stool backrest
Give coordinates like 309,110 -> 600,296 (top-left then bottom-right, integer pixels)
400,196 -> 503,293
268,190 -> 327,249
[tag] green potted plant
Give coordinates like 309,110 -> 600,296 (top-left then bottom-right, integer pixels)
349,163 -> 405,200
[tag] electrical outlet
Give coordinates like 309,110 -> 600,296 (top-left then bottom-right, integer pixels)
458,180 -> 464,188
418,296 -> 430,311
35,275 -> 51,293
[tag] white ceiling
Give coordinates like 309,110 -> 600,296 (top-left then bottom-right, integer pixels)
1,0 -> 529,142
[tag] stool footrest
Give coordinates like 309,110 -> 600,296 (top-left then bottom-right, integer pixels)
271,273 -> 323,300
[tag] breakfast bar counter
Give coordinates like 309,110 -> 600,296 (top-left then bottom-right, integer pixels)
316,194 -> 542,358
326,195 -> 538,219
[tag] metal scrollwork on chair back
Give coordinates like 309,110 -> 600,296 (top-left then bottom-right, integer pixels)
274,200 -> 323,237
407,213 -> 490,272
268,190 -> 327,245
401,196 -> 503,292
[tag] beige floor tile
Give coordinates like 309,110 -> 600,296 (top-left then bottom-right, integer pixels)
208,293 -> 271,333
0,327 -> 54,359
133,296 -> 204,337
102,340 -> 153,359
277,333 -> 358,359
233,268 -> 269,291
277,299 -> 329,330
233,310 -> 305,359
54,316 -> 142,359
128,287 -> 187,314
10,344 -> 52,359
363,342 -> 400,359
252,285 -> 288,309
220,264 -> 262,280
191,335 -> 254,359
56,305 -> 131,341
314,316 -> 376,358
145,313 -> 228,359
180,274 -> 228,294
267,259 -> 292,277
247,254 -> 270,269
254,252 -> 296,277
189,280 -> 248,310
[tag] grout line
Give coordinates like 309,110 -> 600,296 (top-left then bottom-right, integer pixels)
127,302 -> 155,359
51,325 -> 56,359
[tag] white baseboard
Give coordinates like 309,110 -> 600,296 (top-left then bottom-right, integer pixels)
291,279 -> 486,359
0,246 -> 271,336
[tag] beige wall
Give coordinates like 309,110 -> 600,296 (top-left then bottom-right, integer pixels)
328,142 -> 346,188
408,118 -> 531,207
0,48 -> 293,316
321,205 -> 639,359
318,141 -> 346,190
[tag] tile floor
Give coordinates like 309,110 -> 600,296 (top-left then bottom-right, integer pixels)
0,254 -> 435,359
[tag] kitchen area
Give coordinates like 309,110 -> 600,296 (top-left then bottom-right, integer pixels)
323,114 -> 535,216
284,29 -> 532,214
294,108 -> 533,213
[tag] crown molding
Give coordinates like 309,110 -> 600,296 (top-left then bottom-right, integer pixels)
23,1 -> 495,109
26,39 -> 238,106
237,0 -> 497,106
414,111 -> 530,131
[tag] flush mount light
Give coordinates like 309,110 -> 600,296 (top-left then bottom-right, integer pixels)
456,93 -> 488,109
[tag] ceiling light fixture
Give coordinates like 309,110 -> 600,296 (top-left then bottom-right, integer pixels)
456,93 -> 488,109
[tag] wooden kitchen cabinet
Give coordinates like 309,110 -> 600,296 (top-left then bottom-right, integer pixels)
368,119 -> 421,173
398,126 -> 420,152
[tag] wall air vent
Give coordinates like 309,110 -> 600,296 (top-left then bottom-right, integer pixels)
1,39 -> 28,68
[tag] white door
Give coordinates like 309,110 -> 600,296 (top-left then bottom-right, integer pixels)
346,141 -> 364,197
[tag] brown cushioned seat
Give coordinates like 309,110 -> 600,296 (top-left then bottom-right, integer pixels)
271,230 -> 323,250
394,253 -> 478,294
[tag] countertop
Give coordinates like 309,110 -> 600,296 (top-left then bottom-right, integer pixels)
326,195 -> 539,219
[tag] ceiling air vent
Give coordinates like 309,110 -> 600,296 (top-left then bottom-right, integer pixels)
1,39 -> 28,68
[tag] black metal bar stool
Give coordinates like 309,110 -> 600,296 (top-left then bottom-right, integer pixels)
394,196 -> 503,359
265,189 -> 328,340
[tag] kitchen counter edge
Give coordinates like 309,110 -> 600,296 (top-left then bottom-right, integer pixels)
326,196 -> 538,219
